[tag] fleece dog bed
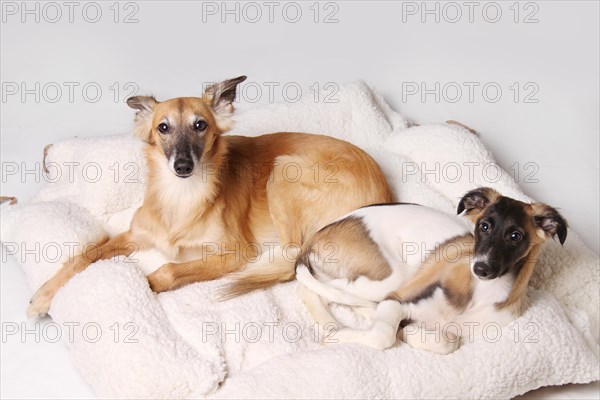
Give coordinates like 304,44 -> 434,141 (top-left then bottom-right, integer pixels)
1,82 -> 598,399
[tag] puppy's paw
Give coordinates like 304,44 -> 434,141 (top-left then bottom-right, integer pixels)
27,288 -> 52,318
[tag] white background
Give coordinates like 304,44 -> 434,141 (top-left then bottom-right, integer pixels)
1,1 -> 598,398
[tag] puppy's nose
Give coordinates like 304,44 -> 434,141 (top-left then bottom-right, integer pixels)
174,159 -> 194,177
473,262 -> 491,279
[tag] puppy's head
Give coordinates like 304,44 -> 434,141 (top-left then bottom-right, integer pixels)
458,187 -> 567,280
127,75 -> 246,178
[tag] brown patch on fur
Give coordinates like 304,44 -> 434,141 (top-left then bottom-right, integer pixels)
441,264 -> 473,310
299,216 -> 393,281
387,234 -> 474,307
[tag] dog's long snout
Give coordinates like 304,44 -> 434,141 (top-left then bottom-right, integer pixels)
473,261 -> 496,280
174,158 -> 194,177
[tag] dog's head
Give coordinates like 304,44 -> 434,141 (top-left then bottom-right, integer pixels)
457,187 -> 567,280
126,76 -> 246,178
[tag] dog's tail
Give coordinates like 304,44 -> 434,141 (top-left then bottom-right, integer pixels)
220,250 -> 297,299
295,264 -> 376,308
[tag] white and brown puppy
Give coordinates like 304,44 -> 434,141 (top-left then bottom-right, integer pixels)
27,76 -> 394,317
296,188 -> 567,354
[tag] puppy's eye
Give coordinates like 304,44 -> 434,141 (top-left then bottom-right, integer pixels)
158,123 -> 169,134
479,222 -> 490,232
194,120 -> 207,131
510,231 -> 522,241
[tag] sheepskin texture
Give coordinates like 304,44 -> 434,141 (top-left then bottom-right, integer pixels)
1,82 -> 598,399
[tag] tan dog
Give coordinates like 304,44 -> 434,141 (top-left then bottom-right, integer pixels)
27,76 -> 394,317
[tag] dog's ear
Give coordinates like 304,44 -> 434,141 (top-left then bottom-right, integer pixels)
127,96 -> 158,144
530,204 -> 568,245
457,187 -> 501,222
203,75 -> 247,132
457,187 -> 500,214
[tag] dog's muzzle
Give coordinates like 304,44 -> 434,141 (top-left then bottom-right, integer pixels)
473,261 -> 497,280
174,158 -> 194,178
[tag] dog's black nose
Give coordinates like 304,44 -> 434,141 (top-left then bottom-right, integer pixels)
473,262 -> 491,279
174,159 -> 194,177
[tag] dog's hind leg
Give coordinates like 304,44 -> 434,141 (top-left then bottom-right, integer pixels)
27,231 -> 139,318
331,300 -> 407,350
297,283 -> 341,342
218,167 -> 306,298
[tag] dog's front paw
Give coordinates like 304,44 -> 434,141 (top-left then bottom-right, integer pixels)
27,286 -> 53,318
147,263 -> 176,292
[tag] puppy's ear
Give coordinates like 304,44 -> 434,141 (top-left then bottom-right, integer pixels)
457,187 -> 500,214
203,75 -> 247,132
127,96 -> 157,144
530,204 -> 568,245
457,187 -> 501,223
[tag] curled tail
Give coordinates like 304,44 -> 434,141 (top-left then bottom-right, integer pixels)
295,263 -> 376,308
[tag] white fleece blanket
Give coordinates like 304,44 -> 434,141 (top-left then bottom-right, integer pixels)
1,82 -> 598,399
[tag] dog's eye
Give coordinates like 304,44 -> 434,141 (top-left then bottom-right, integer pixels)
510,231 -> 522,242
194,120 -> 207,131
479,222 -> 490,232
158,123 -> 169,134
